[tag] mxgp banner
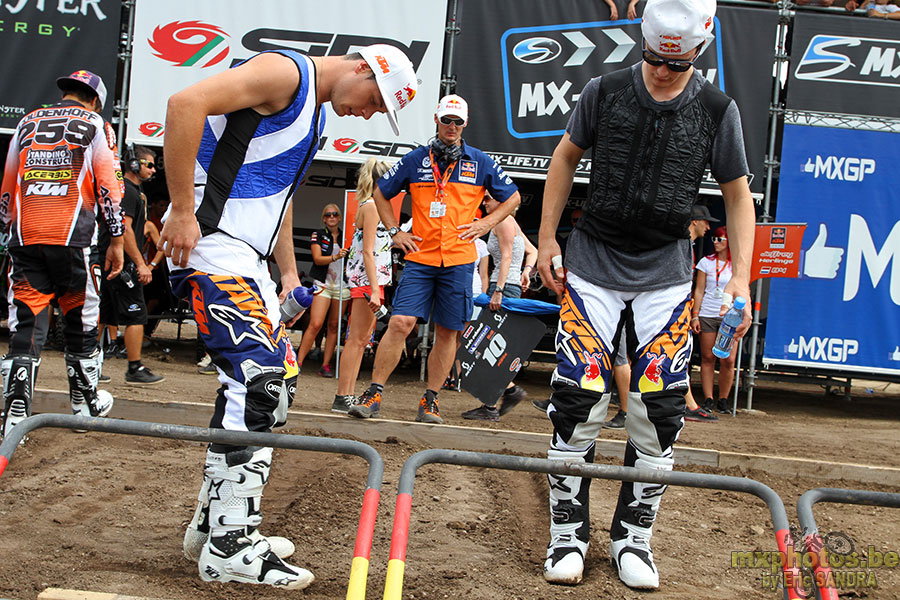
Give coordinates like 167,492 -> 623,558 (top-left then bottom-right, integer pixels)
764,125 -> 900,375
0,0 -> 120,132
453,1 -> 776,193
127,0 -> 446,162
787,13 -> 900,118
750,223 -> 806,282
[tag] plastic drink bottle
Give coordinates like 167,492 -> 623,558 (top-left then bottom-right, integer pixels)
364,293 -> 391,323
280,285 -> 317,322
712,295 -> 746,359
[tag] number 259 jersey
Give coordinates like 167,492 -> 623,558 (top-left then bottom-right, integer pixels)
0,99 -> 125,249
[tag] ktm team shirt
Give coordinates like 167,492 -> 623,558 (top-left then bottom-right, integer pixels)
377,141 -> 517,267
1,99 -> 124,248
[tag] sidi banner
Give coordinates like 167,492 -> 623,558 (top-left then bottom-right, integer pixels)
0,0 -> 120,132
764,125 -> 900,375
787,13 -> 900,118
127,0 -> 446,162
750,223 -> 806,282
452,0 -> 775,194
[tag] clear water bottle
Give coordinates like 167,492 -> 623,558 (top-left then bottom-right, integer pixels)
712,295 -> 747,359
364,293 -> 391,323
280,285 -> 317,322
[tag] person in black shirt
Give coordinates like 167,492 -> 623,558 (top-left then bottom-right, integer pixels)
97,145 -> 164,384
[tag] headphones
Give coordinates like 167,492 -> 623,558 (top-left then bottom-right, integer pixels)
125,143 -> 140,174
430,137 -> 462,164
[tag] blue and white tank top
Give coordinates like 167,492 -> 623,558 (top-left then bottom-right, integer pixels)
192,50 -> 324,257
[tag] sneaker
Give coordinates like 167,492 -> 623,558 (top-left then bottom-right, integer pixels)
610,535 -> 659,589
198,534 -> 313,589
532,398 -> 551,412
348,389 -> 381,419
198,362 -> 217,375
416,394 -> 443,424
461,404 -> 499,421
441,375 -> 459,391
499,385 -> 527,416
701,397 -> 715,413
685,406 -> 718,422
318,364 -> 334,378
331,394 -> 355,413
717,397 -> 731,414
197,354 -> 212,368
125,365 -> 165,385
98,373 -> 111,383
603,409 -> 626,429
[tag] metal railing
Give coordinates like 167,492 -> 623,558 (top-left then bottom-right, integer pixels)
0,414 -> 385,600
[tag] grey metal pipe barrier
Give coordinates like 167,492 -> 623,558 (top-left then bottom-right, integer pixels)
0,413 -> 385,600
382,448 -> 804,599
796,487 -> 900,600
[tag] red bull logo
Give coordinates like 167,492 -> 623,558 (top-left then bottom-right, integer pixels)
405,85 -> 416,101
70,70 -> 92,83
638,352 -> 666,393
579,351 -> 606,393
658,41 -> 681,53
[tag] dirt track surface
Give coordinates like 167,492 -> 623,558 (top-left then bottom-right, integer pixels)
1,322 -> 898,599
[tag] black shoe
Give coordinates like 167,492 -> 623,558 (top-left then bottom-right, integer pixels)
461,404 -> 499,422
532,398 -> 550,412
701,397 -> 715,413
98,373 -> 111,383
717,398 -> 731,414
603,409 -> 626,429
125,365 -> 164,384
685,406 -> 719,422
441,375 -> 460,391
331,394 -> 355,413
499,385 -> 526,416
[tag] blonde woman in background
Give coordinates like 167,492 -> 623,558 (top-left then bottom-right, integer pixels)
296,203 -> 349,377
333,159 -> 393,412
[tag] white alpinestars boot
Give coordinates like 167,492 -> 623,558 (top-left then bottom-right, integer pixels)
198,446 -> 313,589
65,349 -> 114,418
0,355 -> 39,442
608,440 -> 672,590
184,452 -> 295,561
544,445 -> 594,585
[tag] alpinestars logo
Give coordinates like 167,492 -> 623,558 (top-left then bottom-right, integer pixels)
149,21 -> 230,68
795,35 -> 900,88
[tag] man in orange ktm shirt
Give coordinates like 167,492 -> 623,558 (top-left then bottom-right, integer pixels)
349,94 -> 521,424
0,69 -> 124,440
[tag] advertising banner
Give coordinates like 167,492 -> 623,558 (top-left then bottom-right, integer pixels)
0,0 -> 121,132
457,308 -> 546,405
787,13 -> 900,118
764,125 -> 900,375
127,0 -> 447,163
751,223 -> 806,282
453,0 -> 776,193
342,190 -> 405,249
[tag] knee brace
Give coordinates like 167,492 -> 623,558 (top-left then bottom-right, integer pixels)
245,370 -> 289,430
548,384 -> 609,450
624,390 -> 686,456
1,355 -> 39,437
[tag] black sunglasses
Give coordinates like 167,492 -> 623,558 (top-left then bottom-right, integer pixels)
139,159 -> 156,169
439,115 -> 465,126
641,42 -> 700,73
324,212 -> 340,218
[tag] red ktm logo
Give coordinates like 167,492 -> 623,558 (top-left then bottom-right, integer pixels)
149,21 -> 230,68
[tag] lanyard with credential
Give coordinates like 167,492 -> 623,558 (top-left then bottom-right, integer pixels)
429,149 -> 457,203
715,256 -> 730,288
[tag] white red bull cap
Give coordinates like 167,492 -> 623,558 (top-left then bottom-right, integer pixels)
358,44 -> 418,136
435,94 -> 468,122
56,69 -> 107,109
641,0 -> 716,56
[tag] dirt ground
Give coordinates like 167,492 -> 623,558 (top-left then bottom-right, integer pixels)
0,321 -> 898,599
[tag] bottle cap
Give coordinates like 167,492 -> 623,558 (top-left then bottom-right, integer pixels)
734,296 -> 747,310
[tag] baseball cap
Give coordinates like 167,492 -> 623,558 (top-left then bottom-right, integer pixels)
691,204 -> 720,222
435,94 -> 468,122
358,44 -> 418,136
57,69 -> 107,109
641,0 -> 716,56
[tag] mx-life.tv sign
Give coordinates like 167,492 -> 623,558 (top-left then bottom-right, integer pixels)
500,18 -> 725,139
